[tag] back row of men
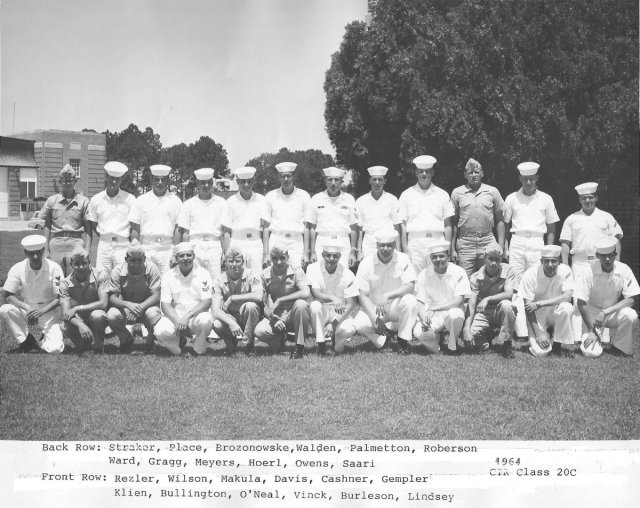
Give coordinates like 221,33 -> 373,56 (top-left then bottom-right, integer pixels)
1,155 -> 636,358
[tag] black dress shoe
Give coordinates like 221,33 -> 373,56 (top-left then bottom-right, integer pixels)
18,334 -> 38,352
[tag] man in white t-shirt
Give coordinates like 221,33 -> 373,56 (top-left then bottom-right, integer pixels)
518,245 -> 574,357
413,239 -> 472,355
575,237 -> 639,357
399,155 -> 455,273
129,164 -> 181,276
307,242 -> 359,356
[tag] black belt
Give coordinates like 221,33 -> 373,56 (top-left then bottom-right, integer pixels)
52,231 -> 83,238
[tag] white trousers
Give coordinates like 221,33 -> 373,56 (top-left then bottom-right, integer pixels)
407,233 -> 445,273
309,300 -> 357,353
413,308 -> 465,353
352,294 -> 418,347
193,239 -> 223,280
528,302 -> 574,356
96,238 -> 129,275
140,239 -> 174,277
578,304 -> 637,356
154,313 -> 213,356
510,234 -> 545,337
0,304 -> 64,353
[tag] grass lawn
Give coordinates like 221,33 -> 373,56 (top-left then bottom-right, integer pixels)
1,331 -> 638,440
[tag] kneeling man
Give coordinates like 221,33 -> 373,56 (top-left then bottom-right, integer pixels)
59,247 -> 109,353
413,240 -> 471,355
107,241 -> 162,353
463,243 -> 517,358
575,237 -> 639,357
307,242 -> 359,355
212,244 -> 263,355
353,228 -> 418,354
519,245 -> 574,357
0,235 -> 64,353
154,242 -> 213,355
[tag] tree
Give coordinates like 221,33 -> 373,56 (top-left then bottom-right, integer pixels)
105,124 -> 162,195
245,147 -> 335,195
324,0 -> 639,208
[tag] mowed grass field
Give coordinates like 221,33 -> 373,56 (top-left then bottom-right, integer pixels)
1,230 -> 639,440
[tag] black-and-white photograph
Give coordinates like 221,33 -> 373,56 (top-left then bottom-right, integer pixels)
0,0 -> 638,505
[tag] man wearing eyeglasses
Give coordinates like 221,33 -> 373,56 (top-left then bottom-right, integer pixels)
41,164 -> 92,276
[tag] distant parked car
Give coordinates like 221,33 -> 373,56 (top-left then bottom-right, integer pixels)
27,211 -> 45,230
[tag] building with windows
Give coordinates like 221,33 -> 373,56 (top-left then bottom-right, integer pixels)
2,130 -> 106,218
0,136 -> 39,218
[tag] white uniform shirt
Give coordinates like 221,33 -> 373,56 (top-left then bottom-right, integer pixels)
306,261 -> 359,302
574,261 -> 640,309
88,189 -> 136,236
560,208 -> 623,257
504,189 -> 559,234
177,195 -> 229,237
3,258 -> 63,305
265,187 -> 311,234
224,192 -> 268,233
160,265 -> 212,316
307,191 -> 359,236
355,251 -> 416,305
518,264 -> 574,301
356,191 -> 401,234
398,184 -> 455,233
129,190 -> 182,237
416,263 -> 471,308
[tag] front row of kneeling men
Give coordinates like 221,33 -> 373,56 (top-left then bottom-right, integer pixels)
1,231 -> 638,358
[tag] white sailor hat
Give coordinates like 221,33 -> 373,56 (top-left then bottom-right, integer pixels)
465,158 -> 482,171
374,228 -> 398,243
21,235 -> 46,251
367,166 -> 388,177
540,245 -> 562,258
321,241 -> 343,254
150,164 -> 171,177
194,167 -> 214,180
594,237 -> 617,255
517,161 -> 539,176
173,242 -> 195,255
275,162 -> 297,173
428,239 -> 451,255
104,161 -> 128,177
235,166 -> 256,179
575,182 -> 598,195
580,334 -> 603,358
413,155 -> 437,170
59,164 -> 76,177
323,166 -> 345,178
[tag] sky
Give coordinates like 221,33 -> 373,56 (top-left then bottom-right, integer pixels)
0,0 -> 366,169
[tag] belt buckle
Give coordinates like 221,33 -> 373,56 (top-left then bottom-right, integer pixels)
284,233 -> 291,238
425,233 -> 432,238
246,233 -> 253,239
331,234 -> 338,239
156,237 -> 162,244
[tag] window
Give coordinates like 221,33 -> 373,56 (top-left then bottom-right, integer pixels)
19,168 -> 37,199
69,159 -> 81,178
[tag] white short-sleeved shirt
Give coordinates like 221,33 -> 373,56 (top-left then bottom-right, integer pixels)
416,263 -> 471,308
355,251 -> 416,305
177,195 -> 230,237
160,265 -> 212,316
356,191 -> 401,234
574,261 -> 640,309
398,184 -> 455,234
307,191 -> 359,236
503,189 -> 559,234
129,190 -> 182,237
3,258 -> 63,306
88,189 -> 136,237
518,264 -> 574,301
265,187 -> 311,234
224,192 -> 268,233
306,261 -> 359,302
559,208 -> 623,257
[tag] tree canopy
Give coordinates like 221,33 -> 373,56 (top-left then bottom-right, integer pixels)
324,0 -> 638,206
245,147 -> 335,195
